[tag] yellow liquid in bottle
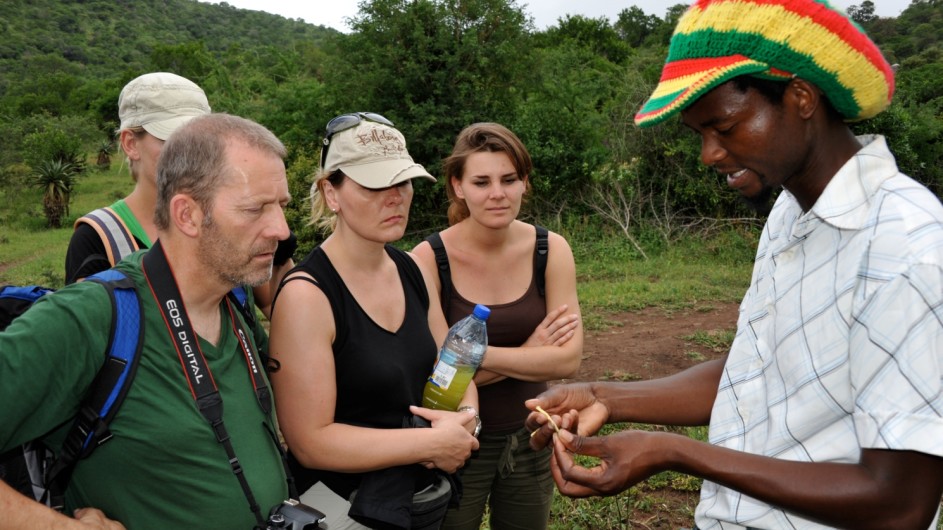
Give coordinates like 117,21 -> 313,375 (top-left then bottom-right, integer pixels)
422,363 -> 477,411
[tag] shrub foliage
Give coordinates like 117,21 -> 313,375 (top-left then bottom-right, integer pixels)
0,0 -> 940,250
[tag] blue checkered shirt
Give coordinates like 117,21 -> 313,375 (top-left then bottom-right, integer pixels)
696,136 -> 943,530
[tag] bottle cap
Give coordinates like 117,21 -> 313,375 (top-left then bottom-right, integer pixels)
472,304 -> 491,320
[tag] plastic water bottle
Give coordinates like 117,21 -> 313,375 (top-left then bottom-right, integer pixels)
422,304 -> 491,411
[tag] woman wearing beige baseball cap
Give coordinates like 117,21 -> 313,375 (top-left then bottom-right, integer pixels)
65,72 -> 211,284
268,113 -> 481,529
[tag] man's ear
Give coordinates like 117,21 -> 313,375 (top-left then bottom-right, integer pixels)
169,194 -> 204,237
788,78 -> 822,120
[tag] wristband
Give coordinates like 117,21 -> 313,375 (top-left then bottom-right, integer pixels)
457,405 -> 481,438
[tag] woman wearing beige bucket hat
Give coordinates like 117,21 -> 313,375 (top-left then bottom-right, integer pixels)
268,113 -> 481,529
65,72 -> 295,316
65,72 -> 210,284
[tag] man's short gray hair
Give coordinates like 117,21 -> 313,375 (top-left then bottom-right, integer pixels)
154,113 -> 286,230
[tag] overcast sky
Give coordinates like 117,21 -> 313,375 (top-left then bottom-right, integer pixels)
204,0 -> 912,32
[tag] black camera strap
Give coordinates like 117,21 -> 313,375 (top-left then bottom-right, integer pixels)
142,241 -> 271,528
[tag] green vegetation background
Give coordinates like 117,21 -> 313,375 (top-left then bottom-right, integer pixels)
2,0 -> 941,268
1,0 -> 942,527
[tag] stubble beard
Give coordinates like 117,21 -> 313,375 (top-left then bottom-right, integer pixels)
200,219 -> 273,289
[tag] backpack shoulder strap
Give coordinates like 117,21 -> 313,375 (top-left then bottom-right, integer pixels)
227,285 -> 257,330
534,225 -> 549,298
74,207 -> 139,266
424,232 -> 452,312
46,270 -> 144,503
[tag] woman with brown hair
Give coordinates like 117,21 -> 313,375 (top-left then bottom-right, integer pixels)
413,122 -> 583,530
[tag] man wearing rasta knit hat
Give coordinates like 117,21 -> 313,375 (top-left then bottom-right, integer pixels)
633,0 -> 896,127
526,1 -> 943,529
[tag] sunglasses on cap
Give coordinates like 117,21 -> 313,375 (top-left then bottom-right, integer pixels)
320,112 -> 394,169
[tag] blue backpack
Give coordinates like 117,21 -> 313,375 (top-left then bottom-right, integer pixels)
0,270 -> 143,509
0,270 -> 254,509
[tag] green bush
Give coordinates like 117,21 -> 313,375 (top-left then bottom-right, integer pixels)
23,128 -> 86,173
5,114 -> 99,173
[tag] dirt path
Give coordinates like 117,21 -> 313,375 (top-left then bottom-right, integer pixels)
550,302 -> 740,529
571,302 -> 740,384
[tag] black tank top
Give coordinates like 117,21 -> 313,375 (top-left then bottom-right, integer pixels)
282,244 -> 437,497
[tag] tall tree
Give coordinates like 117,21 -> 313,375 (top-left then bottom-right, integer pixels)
614,6 -> 660,48
847,1 -> 878,24
543,15 -> 630,63
320,0 -> 534,228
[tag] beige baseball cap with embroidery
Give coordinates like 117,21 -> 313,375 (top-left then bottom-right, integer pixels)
118,72 -> 211,140
323,120 -> 434,189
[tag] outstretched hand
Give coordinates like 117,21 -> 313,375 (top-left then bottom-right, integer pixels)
525,383 -> 609,450
550,429 -> 664,498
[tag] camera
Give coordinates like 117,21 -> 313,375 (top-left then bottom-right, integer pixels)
266,499 -> 327,530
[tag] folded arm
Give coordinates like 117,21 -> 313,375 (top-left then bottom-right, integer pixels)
477,232 -> 584,384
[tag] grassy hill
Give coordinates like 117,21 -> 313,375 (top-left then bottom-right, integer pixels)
0,0 -> 334,79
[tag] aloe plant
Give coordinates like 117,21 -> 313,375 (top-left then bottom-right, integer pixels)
96,141 -> 114,170
30,159 -> 78,228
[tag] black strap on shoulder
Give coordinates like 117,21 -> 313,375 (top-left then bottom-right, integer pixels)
45,269 -> 143,510
142,241 -> 272,528
425,232 -> 452,312
426,228 -> 547,305
534,225 -> 549,298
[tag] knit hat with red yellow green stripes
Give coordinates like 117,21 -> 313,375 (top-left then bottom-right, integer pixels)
634,0 -> 895,128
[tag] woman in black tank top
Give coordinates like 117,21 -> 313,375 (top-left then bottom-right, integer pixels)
412,123 -> 584,530
268,115 -> 481,529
